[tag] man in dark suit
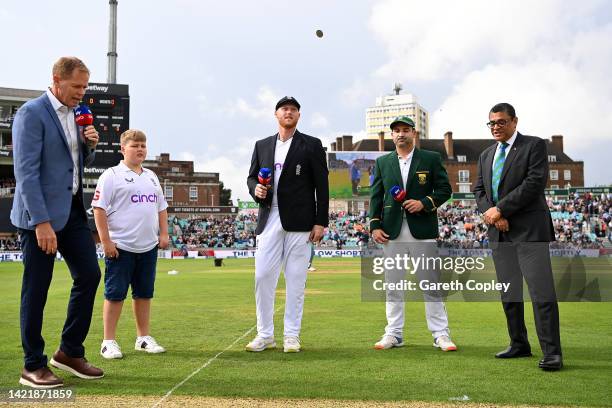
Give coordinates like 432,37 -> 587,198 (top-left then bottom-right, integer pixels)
369,116 -> 456,352
246,96 -> 329,353
11,57 -> 104,388
474,102 -> 562,371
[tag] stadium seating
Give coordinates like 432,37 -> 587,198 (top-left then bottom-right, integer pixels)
1,193 -> 609,251
166,193 -> 611,250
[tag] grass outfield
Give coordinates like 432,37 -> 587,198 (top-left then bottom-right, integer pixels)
0,258 -> 611,406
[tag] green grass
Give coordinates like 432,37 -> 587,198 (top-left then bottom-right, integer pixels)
329,168 -> 371,198
0,258 -> 611,406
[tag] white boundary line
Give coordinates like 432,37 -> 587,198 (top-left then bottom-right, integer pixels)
151,305 -> 283,408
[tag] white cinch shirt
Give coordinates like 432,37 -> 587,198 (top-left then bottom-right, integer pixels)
91,161 -> 168,253
272,134 -> 293,208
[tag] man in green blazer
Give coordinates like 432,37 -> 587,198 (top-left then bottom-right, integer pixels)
369,116 -> 456,351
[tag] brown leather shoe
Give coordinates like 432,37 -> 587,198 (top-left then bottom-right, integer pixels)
50,349 -> 104,379
19,367 -> 63,389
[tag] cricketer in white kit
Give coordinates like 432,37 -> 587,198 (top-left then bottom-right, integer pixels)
246,96 -> 329,353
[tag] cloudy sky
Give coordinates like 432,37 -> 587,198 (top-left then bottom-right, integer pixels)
2,0 -> 610,201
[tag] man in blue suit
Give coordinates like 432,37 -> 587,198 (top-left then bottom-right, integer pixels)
11,57 -> 104,388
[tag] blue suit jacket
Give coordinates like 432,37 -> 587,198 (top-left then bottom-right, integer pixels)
11,93 -> 95,231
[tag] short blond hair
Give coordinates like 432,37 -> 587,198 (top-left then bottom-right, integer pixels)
52,56 -> 90,79
120,129 -> 147,146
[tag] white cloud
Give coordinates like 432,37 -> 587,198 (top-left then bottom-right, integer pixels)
319,130 -> 367,151
365,0 -> 612,181
341,77 -> 376,106
222,86 -> 280,123
178,132 -> 256,203
177,151 -> 196,162
310,112 -> 329,128
368,0 -> 605,82
430,62 -> 612,150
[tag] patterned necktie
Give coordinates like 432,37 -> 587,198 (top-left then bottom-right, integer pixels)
491,142 -> 508,203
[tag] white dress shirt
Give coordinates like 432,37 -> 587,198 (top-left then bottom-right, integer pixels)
398,146 -> 415,188
491,130 -> 517,172
46,89 -> 80,194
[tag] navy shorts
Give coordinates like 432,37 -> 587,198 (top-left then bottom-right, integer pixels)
104,246 -> 158,301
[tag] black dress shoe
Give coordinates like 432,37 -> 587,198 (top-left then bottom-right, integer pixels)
495,346 -> 532,358
539,355 -> 563,371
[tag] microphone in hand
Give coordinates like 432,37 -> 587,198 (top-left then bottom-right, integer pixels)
390,185 -> 406,203
258,167 -> 272,190
74,104 -> 94,144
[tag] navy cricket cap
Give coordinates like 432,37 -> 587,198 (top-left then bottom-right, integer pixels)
275,96 -> 301,111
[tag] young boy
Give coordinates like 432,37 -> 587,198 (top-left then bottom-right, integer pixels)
92,129 -> 169,359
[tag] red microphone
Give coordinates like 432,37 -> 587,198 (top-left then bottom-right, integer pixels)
390,185 -> 406,202
258,168 -> 272,189
74,104 -> 94,143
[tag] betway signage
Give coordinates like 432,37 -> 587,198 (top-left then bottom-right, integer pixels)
86,83 -> 128,95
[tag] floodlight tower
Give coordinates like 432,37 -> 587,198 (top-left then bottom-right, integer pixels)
107,0 -> 118,83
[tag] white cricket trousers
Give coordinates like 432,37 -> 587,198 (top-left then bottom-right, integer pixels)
383,221 -> 450,339
255,207 -> 311,338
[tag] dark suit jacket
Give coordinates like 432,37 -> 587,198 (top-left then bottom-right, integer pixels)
369,148 -> 451,240
247,130 -> 329,235
473,133 -> 555,242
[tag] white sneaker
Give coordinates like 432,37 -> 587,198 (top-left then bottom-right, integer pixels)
308,266 -> 316,271
100,340 -> 123,359
374,335 -> 404,350
135,336 -> 166,353
434,335 -> 457,351
283,336 -> 301,353
245,336 -> 276,352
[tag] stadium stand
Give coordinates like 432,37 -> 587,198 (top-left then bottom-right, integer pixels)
0,237 -> 20,251
1,193 -> 609,251
166,193 -> 611,250
0,178 -> 15,197
169,214 -> 257,250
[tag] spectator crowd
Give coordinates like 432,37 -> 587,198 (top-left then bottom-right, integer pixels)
1,193 -> 610,252
166,193 -> 611,250
169,213 -> 257,249
0,178 -> 16,197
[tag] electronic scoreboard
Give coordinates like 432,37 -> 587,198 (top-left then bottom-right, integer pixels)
82,83 -> 129,175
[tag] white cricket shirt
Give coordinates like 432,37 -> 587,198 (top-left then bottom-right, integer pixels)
272,133 -> 293,208
91,161 -> 168,253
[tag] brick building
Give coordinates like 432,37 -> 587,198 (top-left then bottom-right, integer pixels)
331,132 -> 584,193
143,153 -> 236,217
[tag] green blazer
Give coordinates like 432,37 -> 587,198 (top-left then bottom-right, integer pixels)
369,148 -> 451,240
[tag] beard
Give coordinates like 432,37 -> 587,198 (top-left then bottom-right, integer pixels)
395,138 -> 413,149
279,117 -> 298,129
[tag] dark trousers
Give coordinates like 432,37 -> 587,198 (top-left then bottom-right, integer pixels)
19,195 -> 101,371
492,237 -> 562,356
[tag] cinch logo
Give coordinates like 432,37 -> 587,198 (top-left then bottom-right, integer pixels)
274,163 -> 283,170
131,193 -> 158,203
